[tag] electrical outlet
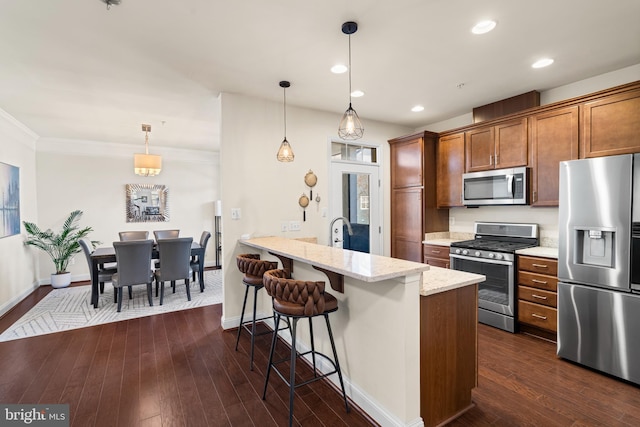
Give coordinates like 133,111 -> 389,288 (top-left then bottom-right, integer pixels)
71,257 -> 76,265
231,208 -> 241,220
449,216 -> 455,226
289,220 -> 301,231
281,222 -> 288,232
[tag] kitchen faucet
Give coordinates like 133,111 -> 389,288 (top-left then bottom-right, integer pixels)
329,216 -> 354,247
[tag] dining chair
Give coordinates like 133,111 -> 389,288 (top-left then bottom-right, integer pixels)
119,231 -> 149,241
112,240 -> 155,312
79,238 -> 119,302
190,231 -> 211,290
153,229 -> 180,240
154,237 -> 193,305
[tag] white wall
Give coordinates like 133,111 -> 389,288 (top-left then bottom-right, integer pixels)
218,91 -> 411,318
32,138 -> 220,282
0,109 -> 40,316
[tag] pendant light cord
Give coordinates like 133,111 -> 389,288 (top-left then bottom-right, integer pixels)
348,33 -> 352,105
283,86 -> 287,139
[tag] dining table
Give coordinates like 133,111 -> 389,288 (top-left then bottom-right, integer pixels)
89,241 -> 205,308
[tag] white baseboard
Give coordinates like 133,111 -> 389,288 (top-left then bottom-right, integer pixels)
222,314 -> 424,427
0,281 -> 41,318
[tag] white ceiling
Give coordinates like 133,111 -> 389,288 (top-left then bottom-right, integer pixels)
0,0 -> 638,151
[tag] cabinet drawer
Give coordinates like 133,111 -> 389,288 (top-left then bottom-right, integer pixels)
424,257 -> 450,269
423,244 -> 449,261
518,285 -> 557,308
517,271 -> 558,292
518,301 -> 557,332
518,255 -> 558,275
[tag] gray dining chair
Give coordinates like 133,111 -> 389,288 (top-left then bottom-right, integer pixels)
190,231 -> 211,290
153,229 -> 180,240
112,240 -> 155,312
79,238 -> 119,302
154,237 -> 193,305
119,231 -> 149,241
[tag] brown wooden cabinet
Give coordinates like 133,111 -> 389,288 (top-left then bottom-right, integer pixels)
436,132 -> 465,208
465,118 -> 528,172
581,87 -> 640,158
517,255 -> 558,340
529,106 -> 579,206
423,244 -> 450,268
389,132 -> 448,262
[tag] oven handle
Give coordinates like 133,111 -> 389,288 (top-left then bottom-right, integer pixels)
450,254 -> 513,266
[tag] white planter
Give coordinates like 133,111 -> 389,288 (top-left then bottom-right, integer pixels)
51,272 -> 71,288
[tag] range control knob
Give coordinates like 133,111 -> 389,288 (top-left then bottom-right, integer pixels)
462,249 -> 469,255
455,248 -> 461,254
495,253 -> 503,260
474,251 -> 481,257
488,253 -> 495,258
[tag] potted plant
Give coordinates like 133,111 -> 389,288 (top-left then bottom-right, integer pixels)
23,210 -> 96,288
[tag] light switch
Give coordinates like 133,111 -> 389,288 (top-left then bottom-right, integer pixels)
231,208 -> 241,220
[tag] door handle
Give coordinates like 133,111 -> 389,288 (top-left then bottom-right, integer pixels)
507,174 -> 514,197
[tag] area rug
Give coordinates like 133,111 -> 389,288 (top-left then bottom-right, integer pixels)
0,269 -> 223,342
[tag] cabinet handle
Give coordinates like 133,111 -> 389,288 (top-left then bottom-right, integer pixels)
532,263 -> 548,269
532,294 -> 548,300
531,313 -> 547,320
531,279 -> 548,285
489,155 -> 493,166
495,154 -> 499,165
533,191 -> 537,203
431,250 -> 441,254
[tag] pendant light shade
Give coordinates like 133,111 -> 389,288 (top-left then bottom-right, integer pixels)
338,21 -> 364,140
277,80 -> 295,162
134,124 -> 162,176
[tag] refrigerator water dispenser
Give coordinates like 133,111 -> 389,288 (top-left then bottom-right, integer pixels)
575,228 -> 615,268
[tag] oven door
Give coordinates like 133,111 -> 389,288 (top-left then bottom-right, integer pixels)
450,254 -> 515,316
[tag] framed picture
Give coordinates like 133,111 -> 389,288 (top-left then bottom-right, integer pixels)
0,161 -> 20,238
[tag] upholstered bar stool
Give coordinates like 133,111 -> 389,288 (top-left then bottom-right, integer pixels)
235,254 -> 279,370
262,269 -> 349,427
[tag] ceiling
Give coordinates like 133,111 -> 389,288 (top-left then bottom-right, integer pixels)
0,0 -> 638,152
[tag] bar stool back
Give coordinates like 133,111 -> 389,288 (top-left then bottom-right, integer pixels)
261,269 -> 349,426
235,254 -> 278,370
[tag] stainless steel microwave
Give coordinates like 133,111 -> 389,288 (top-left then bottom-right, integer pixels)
462,167 -> 528,206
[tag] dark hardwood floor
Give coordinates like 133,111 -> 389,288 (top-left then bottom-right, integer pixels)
1,282 -> 640,426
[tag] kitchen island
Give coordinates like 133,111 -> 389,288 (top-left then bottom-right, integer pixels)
239,236 -> 484,427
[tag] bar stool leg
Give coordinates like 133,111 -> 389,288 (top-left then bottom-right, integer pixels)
262,313 -> 281,400
235,284 -> 250,351
325,313 -> 350,413
309,318 -> 317,377
249,284 -> 260,370
288,317 -> 298,427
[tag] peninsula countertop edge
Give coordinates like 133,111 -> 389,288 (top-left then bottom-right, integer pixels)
239,236 -> 430,282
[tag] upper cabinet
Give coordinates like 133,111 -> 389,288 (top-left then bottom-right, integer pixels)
437,132 -> 465,208
390,135 -> 423,189
529,106 -> 579,206
465,118 -> 528,172
581,87 -> 640,158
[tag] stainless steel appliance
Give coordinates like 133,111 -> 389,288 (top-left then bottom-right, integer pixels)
450,222 -> 539,332
558,153 -> 640,385
462,167 -> 528,206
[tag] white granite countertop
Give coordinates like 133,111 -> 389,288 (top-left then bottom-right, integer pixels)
423,238 -> 458,247
421,266 -> 485,296
516,246 -> 559,259
239,236 -> 430,282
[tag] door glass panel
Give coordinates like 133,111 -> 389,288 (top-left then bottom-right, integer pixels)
341,172 -> 370,253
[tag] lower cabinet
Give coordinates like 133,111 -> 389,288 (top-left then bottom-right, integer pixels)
423,244 -> 450,268
517,255 -> 558,340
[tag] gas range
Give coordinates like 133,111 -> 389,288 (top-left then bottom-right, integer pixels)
450,222 -> 539,261
449,222 -> 539,333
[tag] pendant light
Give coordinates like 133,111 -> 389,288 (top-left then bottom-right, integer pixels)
338,21 -> 364,140
134,124 -> 162,176
277,80 -> 295,162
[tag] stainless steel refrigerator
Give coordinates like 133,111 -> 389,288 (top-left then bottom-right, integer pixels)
558,153 -> 640,385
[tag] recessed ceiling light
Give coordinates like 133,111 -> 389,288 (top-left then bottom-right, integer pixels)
532,58 -> 554,68
472,20 -> 497,34
351,90 -> 364,98
331,64 -> 348,74
411,105 -> 425,112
